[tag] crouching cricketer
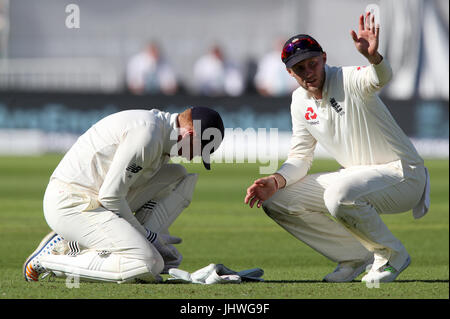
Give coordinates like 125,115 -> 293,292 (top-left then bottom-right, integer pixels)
245,12 -> 430,283
24,106 -> 224,283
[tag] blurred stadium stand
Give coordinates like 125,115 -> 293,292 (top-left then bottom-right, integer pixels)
0,0 -> 448,159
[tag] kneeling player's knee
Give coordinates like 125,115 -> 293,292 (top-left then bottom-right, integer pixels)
124,244 -> 164,280
125,251 -> 164,283
143,254 -> 164,277
139,245 -> 164,275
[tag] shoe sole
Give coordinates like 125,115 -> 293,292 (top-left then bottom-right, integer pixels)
23,231 -> 58,281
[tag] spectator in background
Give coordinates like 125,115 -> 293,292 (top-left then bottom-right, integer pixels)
242,57 -> 259,94
254,38 -> 299,96
192,45 -> 244,97
126,42 -> 178,95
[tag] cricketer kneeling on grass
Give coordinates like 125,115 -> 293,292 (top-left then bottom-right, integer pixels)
245,12 -> 430,283
23,106 -> 224,283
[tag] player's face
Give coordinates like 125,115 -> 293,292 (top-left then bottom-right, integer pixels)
287,53 -> 327,97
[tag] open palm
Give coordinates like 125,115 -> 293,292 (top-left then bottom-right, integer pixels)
350,12 -> 380,59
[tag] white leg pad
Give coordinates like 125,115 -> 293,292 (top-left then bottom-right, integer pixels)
40,250 -> 160,284
135,173 -> 198,233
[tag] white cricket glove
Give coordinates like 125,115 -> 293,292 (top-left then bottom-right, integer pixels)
146,229 -> 183,273
167,263 -> 264,284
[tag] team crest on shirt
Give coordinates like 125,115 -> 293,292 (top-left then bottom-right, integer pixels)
305,107 -> 319,125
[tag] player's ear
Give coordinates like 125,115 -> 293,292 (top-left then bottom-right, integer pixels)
178,127 -> 193,143
181,129 -> 194,139
322,52 -> 327,64
286,67 -> 295,77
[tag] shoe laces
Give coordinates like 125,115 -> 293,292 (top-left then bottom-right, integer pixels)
380,264 -> 396,273
371,262 -> 397,273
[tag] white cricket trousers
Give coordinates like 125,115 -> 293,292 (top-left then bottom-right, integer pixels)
262,160 -> 427,271
42,163 -> 187,283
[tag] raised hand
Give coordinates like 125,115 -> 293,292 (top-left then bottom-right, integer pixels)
350,12 -> 382,64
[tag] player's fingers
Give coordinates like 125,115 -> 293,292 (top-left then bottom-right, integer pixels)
358,14 -> 364,32
371,14 -> 376,34
245,185 -> 259,203
350,30 -> 358,43
245,193 -> 257,205
246,182 -> 259,194
256,200 -> 264,208
246,189 -> 260,204
249,196 -> 259,208
244,192 -> 253,204
365,12 -> 371,30
375,23 -> 380,40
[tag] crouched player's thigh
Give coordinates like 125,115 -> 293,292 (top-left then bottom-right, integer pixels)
263,172 -> 341,215
322,162 -> 426,216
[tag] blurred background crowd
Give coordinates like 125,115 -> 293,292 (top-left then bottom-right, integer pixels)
0,0 -> 448,157
125,39 -> 298,97
0,0 -> 447,99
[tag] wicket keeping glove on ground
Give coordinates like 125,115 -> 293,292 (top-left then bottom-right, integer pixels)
167,263 -> 264,284
146,229 -> 183,273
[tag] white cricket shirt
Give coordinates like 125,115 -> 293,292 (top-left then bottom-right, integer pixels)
277,59 -> 424,187
50,109 -> 179,235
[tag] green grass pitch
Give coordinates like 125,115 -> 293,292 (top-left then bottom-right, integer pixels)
0,155 -> 448,299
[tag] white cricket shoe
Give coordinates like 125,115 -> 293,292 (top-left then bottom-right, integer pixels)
23,231 -> 64,281
323,257 -> 374,282
361,255 -> 411,283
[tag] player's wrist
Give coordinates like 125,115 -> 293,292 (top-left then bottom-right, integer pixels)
271,174 -> 286,190
271,175 -> 279,190
367,52 -> 383,65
